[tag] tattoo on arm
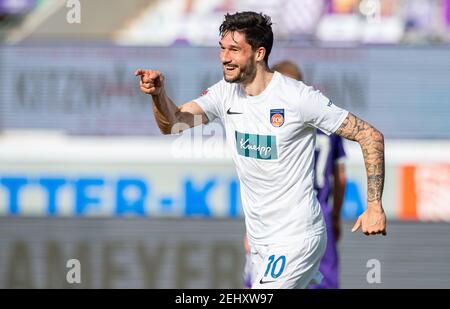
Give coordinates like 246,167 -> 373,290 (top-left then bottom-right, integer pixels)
335,113 -> 385,203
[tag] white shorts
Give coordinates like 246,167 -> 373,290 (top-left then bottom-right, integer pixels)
250,231 -> 327,289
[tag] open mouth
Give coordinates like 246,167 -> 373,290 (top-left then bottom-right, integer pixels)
225,66 -> 237,72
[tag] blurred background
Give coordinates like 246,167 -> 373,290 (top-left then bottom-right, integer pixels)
0,0 -> 449,289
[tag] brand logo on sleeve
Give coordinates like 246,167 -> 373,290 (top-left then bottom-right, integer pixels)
235,131 -> 278,160
270,109 -> 284,127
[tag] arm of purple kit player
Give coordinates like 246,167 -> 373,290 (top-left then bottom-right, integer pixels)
332,161 -> 346,241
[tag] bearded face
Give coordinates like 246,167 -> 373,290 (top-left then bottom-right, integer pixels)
220,31 -> 258,84
223,53 -> 257,84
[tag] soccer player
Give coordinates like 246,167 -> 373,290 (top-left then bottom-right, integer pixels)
135,11 -> 386,289
310,131 -> 346,289
243,61 -> 347,289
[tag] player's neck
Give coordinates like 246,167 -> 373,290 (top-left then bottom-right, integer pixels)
241,64 -> 274,97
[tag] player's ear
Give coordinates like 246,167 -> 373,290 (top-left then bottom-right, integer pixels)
254,47 -> 266,62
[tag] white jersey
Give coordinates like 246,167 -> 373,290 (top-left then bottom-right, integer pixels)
194,72 -> 348,245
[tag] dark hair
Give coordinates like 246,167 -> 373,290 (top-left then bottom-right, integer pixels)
219,11 -> 273,65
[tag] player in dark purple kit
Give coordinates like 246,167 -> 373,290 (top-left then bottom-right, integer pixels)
243,60 -> 346,289
310,130 -> 346,289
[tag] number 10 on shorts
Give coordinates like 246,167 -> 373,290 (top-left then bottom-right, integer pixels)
264,255 -> 286,279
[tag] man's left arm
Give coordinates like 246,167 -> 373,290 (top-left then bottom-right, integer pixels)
335,112 -> 387,236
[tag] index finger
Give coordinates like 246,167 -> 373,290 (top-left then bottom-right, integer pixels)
134,69 -> 147,76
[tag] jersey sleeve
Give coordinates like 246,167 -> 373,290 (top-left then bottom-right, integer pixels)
192,80 -> 225,123
299,84 -> 349,135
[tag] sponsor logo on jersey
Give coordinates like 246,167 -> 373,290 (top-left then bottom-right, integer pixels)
327,100 -> 333,107
200,89 -> 209,96
235,131 -> 278,160
270,109 -> 284,127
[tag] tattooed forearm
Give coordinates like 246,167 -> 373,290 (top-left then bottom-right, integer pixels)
335,113 -> 385,203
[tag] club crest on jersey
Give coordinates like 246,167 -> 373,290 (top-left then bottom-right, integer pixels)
270,109 -> 285,127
